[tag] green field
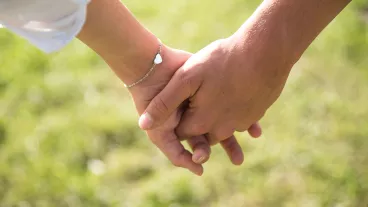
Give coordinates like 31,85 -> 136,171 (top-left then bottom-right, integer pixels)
0,0 -> 367,206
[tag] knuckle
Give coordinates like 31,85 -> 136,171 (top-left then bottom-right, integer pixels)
236,127 -> 247,132
176,68 -> 203,95
177,70 -> 194,87
236,121 -> 254,132
214,128 -> 235,140
208,40 -> 227,61
191,122 -> 211,135
209,139 -> 219,146
151,96 -> 169,116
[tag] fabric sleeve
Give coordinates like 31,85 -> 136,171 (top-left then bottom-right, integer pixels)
0,0 -> 90,53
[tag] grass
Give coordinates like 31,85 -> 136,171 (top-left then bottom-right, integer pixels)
0,0 -> 367,206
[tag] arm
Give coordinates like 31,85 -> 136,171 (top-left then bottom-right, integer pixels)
231,0 -> 353,72
76,0 -> 253,174
75,0 -> 206,175
76,0 -> 160,86
140,0 -> 351,144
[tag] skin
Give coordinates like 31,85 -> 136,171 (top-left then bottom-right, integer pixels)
140,0 -> 352,144
76,0 -> 261,175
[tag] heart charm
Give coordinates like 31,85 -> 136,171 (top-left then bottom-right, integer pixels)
154,54 -> 163,64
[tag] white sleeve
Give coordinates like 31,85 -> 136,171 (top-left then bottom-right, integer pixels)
0,0 -> 90,53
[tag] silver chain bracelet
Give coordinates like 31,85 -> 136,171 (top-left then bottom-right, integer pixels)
124,40 -> 163,88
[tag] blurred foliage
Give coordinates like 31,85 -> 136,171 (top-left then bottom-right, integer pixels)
0,0 -> 367,206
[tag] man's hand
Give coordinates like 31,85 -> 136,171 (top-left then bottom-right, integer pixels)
139,0 -> 351,145
129,46 -> 262,175
139,37 -> 284,145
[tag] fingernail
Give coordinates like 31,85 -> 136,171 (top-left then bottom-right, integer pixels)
193,154 -> 206,164
139,112 -> 153,129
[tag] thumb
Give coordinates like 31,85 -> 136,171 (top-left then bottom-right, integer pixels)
139,69 -> 193,130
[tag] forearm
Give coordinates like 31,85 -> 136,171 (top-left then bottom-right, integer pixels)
231,0 -> 351,70
77,0 -> 160,85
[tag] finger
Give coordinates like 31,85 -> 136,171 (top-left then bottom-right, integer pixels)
139,69 -> 197,130
175,108 -> 217,140
175,78 -> 223,139
247,122 -> 262,138
187,135 -> 211,164
220,135 -> 244,165
204,127 -> 235,145
236,122 -> 263,138
149,131 -> 204,176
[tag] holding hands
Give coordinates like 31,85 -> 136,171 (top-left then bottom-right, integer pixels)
137,34 -> 288,175
2,0 -> 351,175
78,0 -> 351,175
129,45 -> 262,175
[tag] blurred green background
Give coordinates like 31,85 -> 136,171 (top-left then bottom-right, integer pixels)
0,0 -> 368,206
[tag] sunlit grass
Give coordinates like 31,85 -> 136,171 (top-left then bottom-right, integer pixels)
0,0 -> 367,206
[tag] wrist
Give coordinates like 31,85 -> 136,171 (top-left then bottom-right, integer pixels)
237,0 -> 351,66
225,26 -> 294,81
103,35 -> 164,86
228,3 -> 299,70
77,0 -> 166,86
128,47 -> 192,114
